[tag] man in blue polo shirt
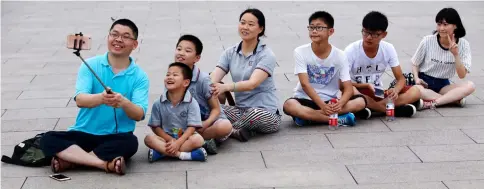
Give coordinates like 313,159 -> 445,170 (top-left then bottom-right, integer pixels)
40,19 -> 149,175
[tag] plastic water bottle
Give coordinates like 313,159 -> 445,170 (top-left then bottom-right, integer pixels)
386,99 -> 395,121
328,98 -> 338,130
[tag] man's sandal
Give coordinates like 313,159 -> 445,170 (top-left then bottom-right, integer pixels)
51,156 -> 76,173
105,156 -> 126,175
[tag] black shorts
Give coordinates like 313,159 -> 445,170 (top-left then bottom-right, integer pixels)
40,131 -> 138,161
283,94 -> 366,114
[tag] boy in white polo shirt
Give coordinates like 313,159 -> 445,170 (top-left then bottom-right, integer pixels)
283,11 -> 367,127
345,11 -> 422,118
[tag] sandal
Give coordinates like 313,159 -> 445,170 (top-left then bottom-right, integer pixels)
105,156 -> 126,175
51,156 -> 76,173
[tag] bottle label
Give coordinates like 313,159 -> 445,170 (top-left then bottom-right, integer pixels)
386,109 -> 395,117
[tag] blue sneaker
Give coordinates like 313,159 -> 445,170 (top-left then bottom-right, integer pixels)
294,117 -> 305,127
190,148 -> 207,162
338,113 -> 356,126
148,148 -> 164,162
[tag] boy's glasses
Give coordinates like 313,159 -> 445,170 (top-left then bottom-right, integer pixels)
361,30 -> 382,38
307,26 -> 328,31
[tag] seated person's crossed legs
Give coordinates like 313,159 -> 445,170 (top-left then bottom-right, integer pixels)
283,95 -> 366,126
354,85 -> 421,117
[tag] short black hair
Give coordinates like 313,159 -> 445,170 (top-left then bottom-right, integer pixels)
110,18 -> 139,40
169,62 -> 193,81
308,11 -> 334,28
435,7 -> 466,38
362,11 -> 388,32
240,8 -> 266,38
177,34 -> 203,56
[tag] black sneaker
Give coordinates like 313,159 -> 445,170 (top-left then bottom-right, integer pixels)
395,104 -> 416,117
230,127 -> 251,142
412,99 -> 424,110
355,108 -> 372,119
202,139 -> 218,155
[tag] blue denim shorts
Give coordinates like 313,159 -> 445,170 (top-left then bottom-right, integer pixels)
418,72 -> 450,93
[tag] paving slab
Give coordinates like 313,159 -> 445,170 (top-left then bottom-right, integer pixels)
347,161 -> 484,184
1,98 -> 70,109
443,180 -> 484,189
384,116 -> 484,131
1,177 -> 26,189
20,172 -> 186,189
461,129 -> 484,143
1,91 -> 22,100
326,130 -> 475,148
410,144 -> 484,162
17,89 -> 74,99
187,166 -> 355,189
1,107 -> 78,120
1,118 -> 58,132
263,147 -> 420,168
277,182 -> 447,189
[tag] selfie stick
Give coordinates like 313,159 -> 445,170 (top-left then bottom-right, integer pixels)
72,32 -> 118,133
72,32 -> 112,94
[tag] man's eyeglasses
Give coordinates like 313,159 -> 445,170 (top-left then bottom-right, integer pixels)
307,26 -> 328,31
361,30 -> 382,38
109,32 -> 136,41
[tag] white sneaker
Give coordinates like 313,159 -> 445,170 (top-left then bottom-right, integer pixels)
458,98 -> 466,107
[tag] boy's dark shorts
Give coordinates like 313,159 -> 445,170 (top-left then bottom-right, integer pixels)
40,130 -> 138,161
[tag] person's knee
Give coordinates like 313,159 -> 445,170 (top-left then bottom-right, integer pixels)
413,84 -> 425,91
352,96 -> 366,110
464,81 -> 476,95
144,134 -> 158,148
217,120 -> 233,136
282,99 -> 298,115
407,85 -> 422,98
188,134 -> 204,147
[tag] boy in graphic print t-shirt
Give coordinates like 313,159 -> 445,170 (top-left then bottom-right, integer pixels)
345,11 -> 422,118
283,11 -> 367,127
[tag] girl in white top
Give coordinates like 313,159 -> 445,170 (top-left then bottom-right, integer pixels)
412,7 -> 475,110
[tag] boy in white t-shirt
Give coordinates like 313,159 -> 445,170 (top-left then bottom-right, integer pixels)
345,11 -> 422,118
283,11 -> 367,127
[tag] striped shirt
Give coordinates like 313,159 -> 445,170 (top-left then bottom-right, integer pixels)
411,34 -> 471,79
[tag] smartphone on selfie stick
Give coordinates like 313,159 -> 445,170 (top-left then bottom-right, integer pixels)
66,32 -> 119,133
66,32 -> 112,94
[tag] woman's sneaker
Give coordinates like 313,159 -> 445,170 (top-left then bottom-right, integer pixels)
458,98 -> 466,107
420,100 -> 436,110
338,113 -> 356,126
202,139 -> 218,155
231,127 -> 251,142
190,148 -> 208,162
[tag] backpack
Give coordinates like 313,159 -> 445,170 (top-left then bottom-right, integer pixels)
1,133 -> 51,167
388,73 -> 416,89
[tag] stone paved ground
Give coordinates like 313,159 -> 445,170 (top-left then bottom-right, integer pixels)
2,1 -> 484,189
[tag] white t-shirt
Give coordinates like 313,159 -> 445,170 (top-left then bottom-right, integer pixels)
344,40 -> 399,90
293,43 -> 351,101
411,34 -> 471,79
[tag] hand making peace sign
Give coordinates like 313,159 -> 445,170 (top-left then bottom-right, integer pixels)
448,33 -> 459,56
